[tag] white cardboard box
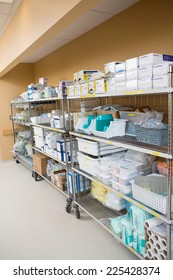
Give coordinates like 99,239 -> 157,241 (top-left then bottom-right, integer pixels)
139,53 -> 173,67
106,78 -> 116,93
115,82 -> 126,92
81,82 -> 88,96
138,66 -> 153,79
116,62 -> 126,73
115,72 -> 126,82
67,85 -> 75,96
39,77 -> 48,85
78,70 -> 99,82
88,81 -> 95,94
104,61 -> 122,75
153,63 -> 173,77
126,57 -> 139,70
153,75 -> 169,88
138,78 -> 153,90
126,79 -> 138,91
126,69 -> 138,80
74,84 -> 81,96
95,79 -> 107,93
73,72 -> 78,82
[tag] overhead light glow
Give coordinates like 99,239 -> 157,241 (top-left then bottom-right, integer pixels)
0,0 -> 14,4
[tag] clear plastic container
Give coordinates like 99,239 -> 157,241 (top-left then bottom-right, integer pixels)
96,172 -> 112,186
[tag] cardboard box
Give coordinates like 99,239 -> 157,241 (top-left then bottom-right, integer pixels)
33,153 -> 50,175
138,66 -> 153,79
153,63 -> 173,77
106,78 -> 116,93
104,61 -> 122,75
96,110 -> 119,119
80,82 -> 88,96
39,77 -> 48,85
153,75 -> 169,88
67,85 -> 75,96
78,70 -> 99,82
126,69 -> 138,80
95,79 -> 107,93
116,62 -> 126,73
126,57 -> 139,70
88,81 -> 95,94
74,83 -> 81,96
138,78 -> 153,90
115,72 -> 126,82
126,79 -> 138,90
52,169 -> 66,190
139,53 -> 173,67
115,82 -> 126,92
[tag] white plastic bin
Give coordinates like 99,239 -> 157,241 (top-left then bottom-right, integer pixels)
91,119 -> 127,138
75,118 -> 96,135
77,137 -> 122,156
77,152 -> 100,176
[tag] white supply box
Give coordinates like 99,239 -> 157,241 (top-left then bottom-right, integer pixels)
139,53 -> 173,67
33,127 -> 44,137
88,81 -> 95,94
126,79 -> 138,90
74,83 -> 81,96
67,85 -> 75,96
126,69 -> 138,80
104,61 -> 122,75
126,57 -> 139,70
95,79 -> 107,93
106,78 -> 116,93
81,82 -> 88,96
153,75 -> 169,88
34,136 -> 44,150
116,62 -> 126,73
73,72 -> 78,82
138,65 -> 153,79
138,78 -> 153,90
39,77 -> 48,85
78,70 -> 99,82
115,82 -> 126,92
153,63 -> 173,77
115,72 -> 126,82
77,152 -> 100,176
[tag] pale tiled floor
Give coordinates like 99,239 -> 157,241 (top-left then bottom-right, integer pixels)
0,161 -> 138,260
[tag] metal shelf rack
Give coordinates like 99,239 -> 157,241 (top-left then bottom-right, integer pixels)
67,77 -> 173,260
10,96 -> 71,200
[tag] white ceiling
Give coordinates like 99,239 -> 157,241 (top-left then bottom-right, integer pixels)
0,0 -> 23,38
0,0 -> 140,63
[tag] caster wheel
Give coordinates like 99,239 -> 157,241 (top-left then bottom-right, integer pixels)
75,209 -> 80,219
66,204 -> 72,213
16,159 -> 19,164
34,173 -> 38,181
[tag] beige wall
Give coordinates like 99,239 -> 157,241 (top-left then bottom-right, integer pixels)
0,64 -> 34,161
35,0 -> 173,84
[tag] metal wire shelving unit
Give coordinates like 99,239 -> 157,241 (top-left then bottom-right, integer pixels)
67,72 -> 173,260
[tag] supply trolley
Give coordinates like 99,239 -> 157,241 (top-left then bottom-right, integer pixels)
10,96 -> 71,201
67,68 -> 173,260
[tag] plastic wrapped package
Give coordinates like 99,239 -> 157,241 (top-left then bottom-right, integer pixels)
25,144 -> 33,158
91,181 -> 107,203
104,190 -> 126,211
13,140 -> 26,155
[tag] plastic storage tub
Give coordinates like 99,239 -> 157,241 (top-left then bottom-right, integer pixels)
77,137 -> 124,156
131,175 -> 173,214
91,119 -> 127,138
96,172 -> 112,186
77,152 -> 100,176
